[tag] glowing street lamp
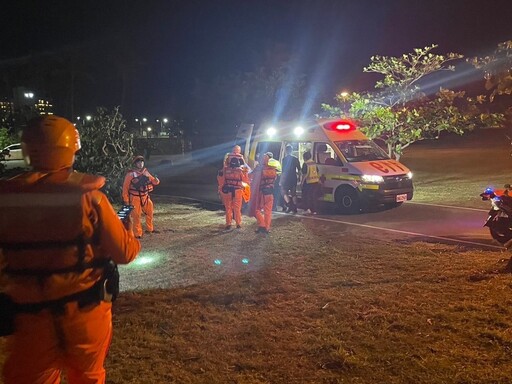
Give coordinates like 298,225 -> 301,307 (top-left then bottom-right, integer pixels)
85,115 -> 92,121
339,91 -> 350,115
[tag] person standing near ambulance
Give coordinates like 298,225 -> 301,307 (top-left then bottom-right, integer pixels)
280,144 -> 301,213
249,153 -> 278,234
218,155 -> 250,230
122,155 -> 160,238
0,115 -> 140,384
301,151 -> 322,215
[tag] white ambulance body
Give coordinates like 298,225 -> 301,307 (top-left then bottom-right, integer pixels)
240,118 -> 413,213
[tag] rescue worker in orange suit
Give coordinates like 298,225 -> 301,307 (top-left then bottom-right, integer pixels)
122,155 -> 160,238
248,153 -> 278,234
0,115 -> 140,384
217,155 -> 249,230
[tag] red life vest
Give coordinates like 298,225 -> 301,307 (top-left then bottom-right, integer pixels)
0,172 -> 106,279
128,169 -> 154,196
224,167 -> 244,189
260,166 -> 277,190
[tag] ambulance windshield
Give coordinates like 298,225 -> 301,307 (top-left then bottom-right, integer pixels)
335,140 -> 389,162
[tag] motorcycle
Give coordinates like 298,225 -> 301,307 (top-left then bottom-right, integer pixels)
480,185 -> 512,246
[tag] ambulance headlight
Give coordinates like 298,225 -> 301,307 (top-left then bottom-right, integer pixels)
362,174 -> 384,183
407,171 -> 413,179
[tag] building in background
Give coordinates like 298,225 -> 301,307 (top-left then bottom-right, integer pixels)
9,87 -> 54,115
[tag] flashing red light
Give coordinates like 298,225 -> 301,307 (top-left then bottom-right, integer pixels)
323,120 -> 356,132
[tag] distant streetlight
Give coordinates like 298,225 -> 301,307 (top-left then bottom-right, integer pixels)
163,118 -> 168,123
24,92 -> 34,99
142,117 -> 147,123
76,116 -> 81,121
340,91 -> 350,115
85,115 -> 92,121
135,118 -> 139,122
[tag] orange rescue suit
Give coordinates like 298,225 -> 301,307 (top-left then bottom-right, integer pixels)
249,165 -> 277,231
0,169 -> 140,384
122,167 -> 160,237
217,166 -> 249,227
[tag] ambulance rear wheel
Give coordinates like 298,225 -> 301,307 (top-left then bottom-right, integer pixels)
335,187 -> 361,214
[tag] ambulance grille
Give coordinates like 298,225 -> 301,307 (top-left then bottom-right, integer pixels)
383,174 -> 413,189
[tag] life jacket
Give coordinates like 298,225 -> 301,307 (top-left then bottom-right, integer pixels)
0,171 -> 111,303
260,166 -> 277,191
224,167 -> 244,189
128,169 -> 154,196
304,160 -> 320,184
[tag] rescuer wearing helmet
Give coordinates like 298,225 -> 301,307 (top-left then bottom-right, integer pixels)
248,153 -> 278,234
218,154 -> 249,230
0,115 -> 140,384
265,151 -> 282,211
122,155 -> 160,238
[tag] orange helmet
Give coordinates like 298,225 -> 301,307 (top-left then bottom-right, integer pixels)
21,115 -> 81,171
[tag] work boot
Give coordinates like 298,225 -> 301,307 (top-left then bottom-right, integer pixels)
225,225 -> 232,230
255,227 -> 265,233
236,224 -> 242,229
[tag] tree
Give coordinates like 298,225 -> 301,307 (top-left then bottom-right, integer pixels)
322,45 -> 503,160
469,40 -> 512,102
73,107 -> 134,202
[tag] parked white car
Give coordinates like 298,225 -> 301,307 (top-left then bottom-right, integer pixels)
1,143 -> 23,160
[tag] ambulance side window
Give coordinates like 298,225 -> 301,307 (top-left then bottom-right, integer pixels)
314,142 -> 341,166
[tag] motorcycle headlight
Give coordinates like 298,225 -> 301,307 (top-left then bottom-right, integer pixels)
407,171 -> 413,179
362,174 -> 384,183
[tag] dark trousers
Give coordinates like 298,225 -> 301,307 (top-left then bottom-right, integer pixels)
272,175 -> 282,210
302,182 -> 321,212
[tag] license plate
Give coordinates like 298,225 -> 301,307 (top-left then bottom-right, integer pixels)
396,193 -> 407,202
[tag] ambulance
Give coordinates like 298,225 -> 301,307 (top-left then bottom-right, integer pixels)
236,119 -> 413,213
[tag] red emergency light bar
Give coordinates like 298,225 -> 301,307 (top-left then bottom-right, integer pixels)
323,120 -> 356,132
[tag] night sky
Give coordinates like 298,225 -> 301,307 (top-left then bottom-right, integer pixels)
1,0 -> 511,118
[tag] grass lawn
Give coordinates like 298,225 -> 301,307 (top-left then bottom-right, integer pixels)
1,129 -> 512,384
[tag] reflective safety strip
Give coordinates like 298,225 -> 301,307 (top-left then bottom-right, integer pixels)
360,184 -> 379,190
320,194 -> 335,202
0,193 -> 82,208
327,174 -> 361,181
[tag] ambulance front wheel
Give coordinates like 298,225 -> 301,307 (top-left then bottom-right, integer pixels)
335,186 -> 361,214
